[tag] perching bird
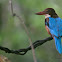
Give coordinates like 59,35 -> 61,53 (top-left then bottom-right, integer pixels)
36,8 -> 62,54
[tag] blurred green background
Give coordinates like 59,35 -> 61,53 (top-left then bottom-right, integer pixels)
0,0 -> 62,62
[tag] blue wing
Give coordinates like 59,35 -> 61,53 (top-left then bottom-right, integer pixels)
49,17 -> 62,37
48,17 -> 62,54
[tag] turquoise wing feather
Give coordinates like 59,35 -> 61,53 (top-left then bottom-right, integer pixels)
48,17 -> 62,54
49,17 -> 62,37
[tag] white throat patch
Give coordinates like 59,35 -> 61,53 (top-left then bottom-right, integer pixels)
45,14 -> 51,18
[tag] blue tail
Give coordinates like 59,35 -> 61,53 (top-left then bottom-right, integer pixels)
54,37 -> 62,54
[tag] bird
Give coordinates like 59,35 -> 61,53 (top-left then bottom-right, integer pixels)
35,8 -> 62,54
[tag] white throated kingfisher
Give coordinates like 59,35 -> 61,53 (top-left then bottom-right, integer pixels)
36,8 -> 62,54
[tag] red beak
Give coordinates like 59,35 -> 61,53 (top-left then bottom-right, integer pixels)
35,11 -> 46,15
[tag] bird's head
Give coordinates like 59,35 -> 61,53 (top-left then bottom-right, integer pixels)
36,8 -> 58,18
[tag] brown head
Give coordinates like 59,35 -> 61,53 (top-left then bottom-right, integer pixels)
36,8 -> 58,18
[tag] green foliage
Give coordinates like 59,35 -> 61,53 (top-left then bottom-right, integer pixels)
0,0 -> 62,62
